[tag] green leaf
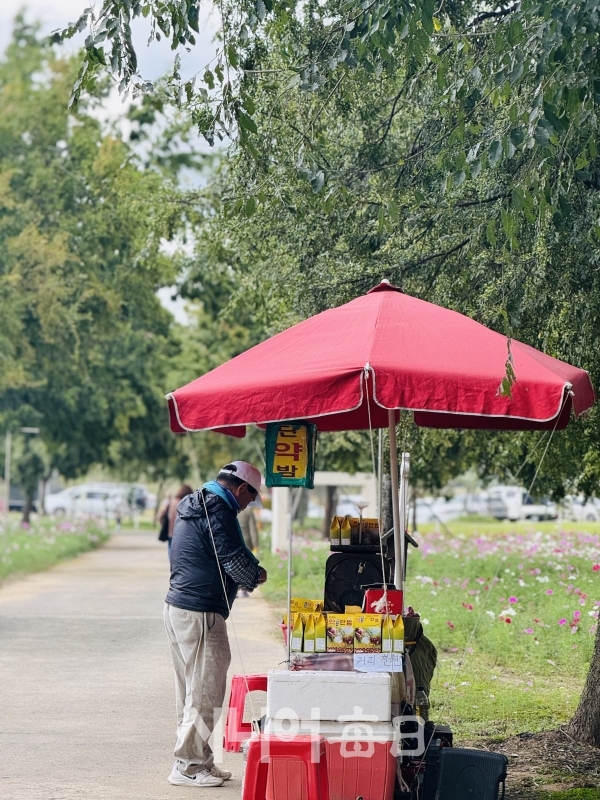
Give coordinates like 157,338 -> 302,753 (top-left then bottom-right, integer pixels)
534,124 -> 551,146
238,111 -> 258,134
486,218 -> 497,246
244,196 -> 257,217
488,139 -> 502,167
509,127 -> 525,147
311,171 -> 325,193
227,44 -> 239,69
203,69 -> 215,90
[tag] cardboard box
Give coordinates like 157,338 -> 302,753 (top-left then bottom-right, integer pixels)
381,615 -> 394,653
326,614 -> 354,653
392,615 -> 405,654
353,613 -> 383,653
290,613 -> 304,653
314,613 -> 327,652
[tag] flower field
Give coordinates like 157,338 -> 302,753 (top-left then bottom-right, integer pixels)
0,517 -> 110,583
406,521 -> 600,740
260,519 -> 600,741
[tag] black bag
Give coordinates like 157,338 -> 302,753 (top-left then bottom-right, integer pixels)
323,552 -> 394,612
158,509 -> 169,542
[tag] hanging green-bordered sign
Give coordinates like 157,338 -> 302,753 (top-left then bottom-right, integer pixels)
265,421 -> 317,488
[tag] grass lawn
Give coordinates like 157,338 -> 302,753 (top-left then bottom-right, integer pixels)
258,518 -> 600,743
0,516 -> 110,583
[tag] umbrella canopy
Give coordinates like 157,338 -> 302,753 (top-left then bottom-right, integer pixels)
167,281 -> 594,435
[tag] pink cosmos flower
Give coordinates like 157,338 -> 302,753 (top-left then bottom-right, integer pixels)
523,628 -> 534,634
592,564 -> 600,571
573,610 -> 581,619
546,589 -> 554,595
558,618 -> 567,625
508,596 -> 518,604
446,621 -> 455,630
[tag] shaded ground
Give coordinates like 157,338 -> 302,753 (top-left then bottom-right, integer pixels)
466,730 -> 600,799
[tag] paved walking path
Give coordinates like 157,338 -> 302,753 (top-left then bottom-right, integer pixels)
0,529 -> 284,799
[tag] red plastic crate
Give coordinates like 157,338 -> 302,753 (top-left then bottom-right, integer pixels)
325,739 -> 396,800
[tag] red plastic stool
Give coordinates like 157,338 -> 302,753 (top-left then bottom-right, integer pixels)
242,735 -> 329,800
224,674 -> 268,752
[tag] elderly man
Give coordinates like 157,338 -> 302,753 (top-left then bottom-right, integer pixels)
164,461 -> 267,787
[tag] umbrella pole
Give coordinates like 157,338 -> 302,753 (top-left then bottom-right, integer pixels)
388,411 -> 403,597
286,502 -> 292,666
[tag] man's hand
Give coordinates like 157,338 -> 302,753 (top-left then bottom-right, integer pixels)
257,566 -> 267,584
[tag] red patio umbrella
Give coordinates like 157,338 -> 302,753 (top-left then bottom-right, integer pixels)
167,281 -> 594,436
167,280 -> 594,596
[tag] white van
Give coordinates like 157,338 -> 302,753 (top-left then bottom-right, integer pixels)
45,484 -> 126,518
488,486 -> 557,521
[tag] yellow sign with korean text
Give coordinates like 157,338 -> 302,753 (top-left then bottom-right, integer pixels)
265,422 -> 317,488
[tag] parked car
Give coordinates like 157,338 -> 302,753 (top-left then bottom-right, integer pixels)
488,486 -> 557,521
562,496 -> 600,522
45,484 -> 126,517
47,481 -> 154,517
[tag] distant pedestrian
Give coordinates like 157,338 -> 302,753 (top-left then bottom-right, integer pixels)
238,506 -> 259,552
167,485 -> 193,559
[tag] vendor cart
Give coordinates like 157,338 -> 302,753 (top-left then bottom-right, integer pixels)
167,280 -> 594,799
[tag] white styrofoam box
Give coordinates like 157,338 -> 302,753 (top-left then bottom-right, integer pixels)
266,669 -> 391,722
263,717 -> 394,741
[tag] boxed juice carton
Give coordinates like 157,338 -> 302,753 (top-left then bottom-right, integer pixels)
313,613 -> 327,652
290,613 -> 304,653
303,614 -> 316,652
381,615 -> 394,653
330,516 -> 342,547
340,516 -> 352,546
353,613 -> 383,653
392,614 -> 405,654
326,614 -> 354,653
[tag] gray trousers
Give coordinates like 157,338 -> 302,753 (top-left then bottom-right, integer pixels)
164,604 -> 231,775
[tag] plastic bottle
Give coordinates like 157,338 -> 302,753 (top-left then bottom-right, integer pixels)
415,686 -> 430,722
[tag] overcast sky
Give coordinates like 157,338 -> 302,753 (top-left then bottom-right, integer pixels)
1,1 -> 219,84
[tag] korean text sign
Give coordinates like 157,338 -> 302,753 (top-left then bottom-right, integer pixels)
265,422 -> 317,488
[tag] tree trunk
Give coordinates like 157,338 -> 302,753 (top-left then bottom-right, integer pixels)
565,622 -> 600,746
381,473 -> 393,539
323,485 -> 338,538
39,477 -> 48,515
22,493 -> 33,524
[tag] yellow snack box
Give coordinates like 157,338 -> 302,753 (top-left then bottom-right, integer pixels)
303,614 -> 316,652
381,615 -> 394,653
326,614 -> 354,653
340,516 -> 352,547
314,613 -> 327,652
330,516 -> 342,547
393,614 -> 405,654
353,613 -> 383,653
290,613 -> 304,653
345,605 -> 362,614
291,597 -> 322,612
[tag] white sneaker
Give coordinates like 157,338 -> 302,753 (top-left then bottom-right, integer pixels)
167,766 -> 223,787
210,765 -> 232,780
